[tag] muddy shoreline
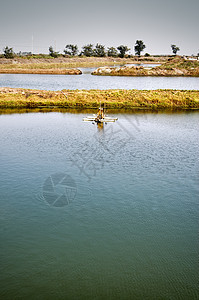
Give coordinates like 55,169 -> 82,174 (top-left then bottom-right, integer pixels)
0,69 -> 82,75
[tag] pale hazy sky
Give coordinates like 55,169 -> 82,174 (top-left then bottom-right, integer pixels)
0,0 -> 198,55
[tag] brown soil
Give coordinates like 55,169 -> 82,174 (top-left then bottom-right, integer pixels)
0,68 -> 82,75
0,56 -> 167,66
92,57 -> 199,77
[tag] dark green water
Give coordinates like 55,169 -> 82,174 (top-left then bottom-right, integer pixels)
0,111 -> 198,299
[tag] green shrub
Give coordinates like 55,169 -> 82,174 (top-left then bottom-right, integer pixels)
3,46 -> 15,59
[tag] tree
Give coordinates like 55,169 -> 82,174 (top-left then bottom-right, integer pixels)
49,46 -> 59,58
64,44 -> 78,56
94,43 -> 106,57
107,47 -> 118,57
82,44 -> 94,57
3,46 -> 14,59
171,44 -> 180,55
134,40 -> 146,56
117,45 -> 130,58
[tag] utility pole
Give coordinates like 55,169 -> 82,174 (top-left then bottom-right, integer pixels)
32,34 -> 34,55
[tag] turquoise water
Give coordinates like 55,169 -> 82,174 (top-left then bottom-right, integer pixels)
0,111 -> 198,299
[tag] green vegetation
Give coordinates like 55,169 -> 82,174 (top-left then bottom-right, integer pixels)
107,47 -> 118,57
117,45 -> 130,58
23,54 -> 54,59
0,88 -> 198,110
81,44 -> 94,57
171,44 -> 180,55
49,46 -> 59,58
94,44 -> 106,57
134,40 -> 146,56
64,45 -> 78,56
2,41 -> 199,58
3,46 -> 15,59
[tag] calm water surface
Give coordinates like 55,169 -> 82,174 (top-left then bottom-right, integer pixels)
0,111 -> 198,299
1,69 -> 199,90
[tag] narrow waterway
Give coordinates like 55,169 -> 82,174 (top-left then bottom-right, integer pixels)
0,65 -> 199,91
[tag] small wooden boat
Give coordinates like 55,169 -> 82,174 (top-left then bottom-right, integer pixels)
83,105 -> 118,123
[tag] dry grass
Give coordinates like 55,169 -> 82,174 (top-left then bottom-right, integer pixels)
0,56 -> 165,70
0,88 -> 198,110
92,57 -> 199,77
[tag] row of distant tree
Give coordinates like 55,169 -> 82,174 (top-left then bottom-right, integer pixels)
50,44 -> 134,58
2,41 -> 181,59
48,42 -> 181,58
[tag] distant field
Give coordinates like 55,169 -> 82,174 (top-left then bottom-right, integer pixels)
0,56 -> 166,70
1,56 -> 198,77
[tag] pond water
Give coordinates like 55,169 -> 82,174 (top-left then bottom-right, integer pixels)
0,111 -> 198,299
0,66 -> 199,90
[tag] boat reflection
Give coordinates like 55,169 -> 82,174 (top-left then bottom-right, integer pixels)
97,122 -> 104,131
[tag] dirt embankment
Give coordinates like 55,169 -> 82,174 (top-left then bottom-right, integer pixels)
0,68 -> 82,75
92,57 -> 199,77
0,56 -> 166,65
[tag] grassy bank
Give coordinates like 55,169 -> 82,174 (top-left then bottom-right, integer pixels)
0,88 -> 198,110
92,57 -> 199,77
0,56 -> 165,71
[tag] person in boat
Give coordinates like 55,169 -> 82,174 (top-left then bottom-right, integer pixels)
97,107 -> 104,120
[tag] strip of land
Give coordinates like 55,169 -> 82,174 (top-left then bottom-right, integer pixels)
92,57 -> 199,77
1,56 -> 198,76
0,56 -> 164,68
0,88 -> 198,110
0,56 -> 163,75
0,68 -> 82,75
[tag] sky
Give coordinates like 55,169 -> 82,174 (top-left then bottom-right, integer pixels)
0,0 -> 198,55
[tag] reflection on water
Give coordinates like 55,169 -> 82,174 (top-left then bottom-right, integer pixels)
0,111 -> 198,299
1,107 -> 198,116
97,121 -> 104,131
1,70 -> 199,90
